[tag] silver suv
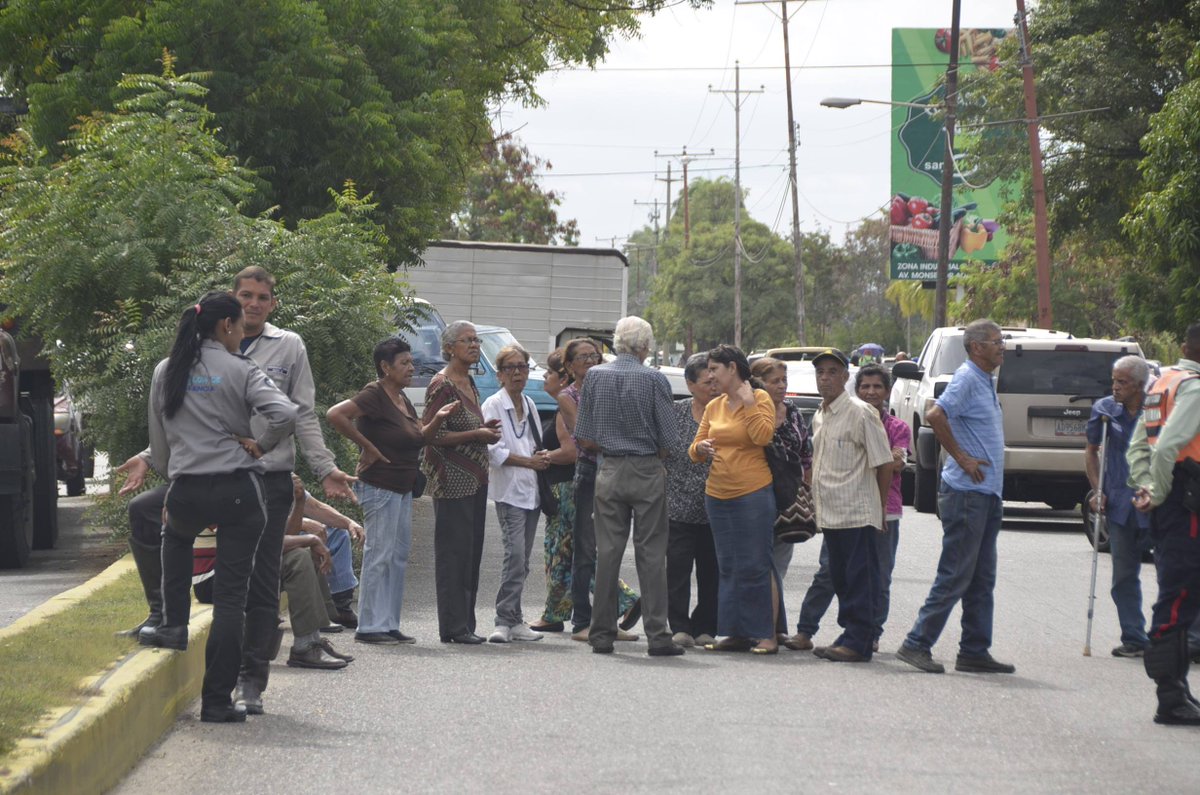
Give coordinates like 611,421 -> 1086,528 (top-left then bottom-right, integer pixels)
890,326 -> 1141,513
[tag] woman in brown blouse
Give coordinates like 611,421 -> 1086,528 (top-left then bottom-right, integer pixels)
420,321 -> 502,644
327,337 -> 455,645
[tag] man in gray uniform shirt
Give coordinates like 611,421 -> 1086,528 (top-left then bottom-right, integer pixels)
118,266 -> 357,714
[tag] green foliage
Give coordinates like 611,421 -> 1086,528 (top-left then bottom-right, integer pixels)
0,0 -> 704,263
0,70 -> 403,486
957,1 -> 1200,334
443,135 -> 580,245
1122,44 -> 1200,333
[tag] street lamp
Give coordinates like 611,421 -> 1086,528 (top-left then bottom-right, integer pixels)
820,97 -> 937,111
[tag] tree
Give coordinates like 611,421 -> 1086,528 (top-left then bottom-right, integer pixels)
648,178 -> 795,354
0,0 -> 702,263
0,66 -> 402,476
443,136 -> 579,245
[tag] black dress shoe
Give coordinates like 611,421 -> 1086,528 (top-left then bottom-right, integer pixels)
592,644 -> 614,654
955,653 -> 1015,674
149,624 -> 188,651
319,623 -> 345,634
287,645 -> 349,670
530,621 -> 564,633
387,630 -> 417,644
319,639 -> 355,662
442,632 -> 485,645
334,609 -> 359,629
648,644 -> 685,657
355,632 -> 400,645
200,703 -> 247,723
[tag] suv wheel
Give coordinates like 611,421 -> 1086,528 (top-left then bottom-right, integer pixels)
1081,498 -> 1110,553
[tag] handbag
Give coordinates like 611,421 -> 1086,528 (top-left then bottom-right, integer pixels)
774,479 -> 818,544
527,397 -> 559,518
411,470 -> 427,499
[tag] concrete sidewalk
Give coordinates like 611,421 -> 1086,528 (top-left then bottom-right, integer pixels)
0,557 -> 212,795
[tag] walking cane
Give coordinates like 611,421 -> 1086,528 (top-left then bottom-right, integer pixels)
1083,415 -> 1108,657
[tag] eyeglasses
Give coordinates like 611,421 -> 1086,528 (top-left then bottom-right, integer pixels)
500,363 -> 530,373
574,353 -> 601,363
455,337 -> 482,346
977,339 -> 1005,348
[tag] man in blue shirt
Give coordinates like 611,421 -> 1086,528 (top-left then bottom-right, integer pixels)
1086,355 -> 1152,658
898,319 -> 1015,675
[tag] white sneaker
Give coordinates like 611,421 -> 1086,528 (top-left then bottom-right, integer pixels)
509,624 -> 544,642
488,626 -> 511,643
672,632 -> 696,648
694,633 -> 716,646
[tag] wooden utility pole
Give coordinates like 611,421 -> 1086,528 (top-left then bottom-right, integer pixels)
656,148 -> 713,249
711,62 -> 764,348
933,0 -> 961,329
737,0 -> 807,344
1015,0 -> 1054,329
653,160 -> 673,234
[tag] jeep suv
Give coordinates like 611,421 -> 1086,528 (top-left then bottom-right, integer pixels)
890,327 -> 1139,513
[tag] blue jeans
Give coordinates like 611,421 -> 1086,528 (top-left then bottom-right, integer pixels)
494,502 -> 540,627
354,482 -> 413,634
796,520 -> 900,643
1107,516 -> 1150,648
706,486 -> 777,640
325,526 -> 358,596
823,526 -> 880,657
904,486 -> 1002,656
570,458 -> 598,631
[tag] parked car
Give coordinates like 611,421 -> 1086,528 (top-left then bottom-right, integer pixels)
890,325 -> 1142,515
394,301 -> 556,418
53,392 -> 91,496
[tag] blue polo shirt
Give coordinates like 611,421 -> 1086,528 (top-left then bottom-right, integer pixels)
1086,396 -> 1147,529
936,360 -> 1004,497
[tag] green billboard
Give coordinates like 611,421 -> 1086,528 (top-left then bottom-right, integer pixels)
890,27 -> 1011,281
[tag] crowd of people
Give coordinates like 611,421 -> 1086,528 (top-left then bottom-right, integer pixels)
114,268 -> 1200,727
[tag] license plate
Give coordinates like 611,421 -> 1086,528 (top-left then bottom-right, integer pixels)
1055,419 -> 1087,437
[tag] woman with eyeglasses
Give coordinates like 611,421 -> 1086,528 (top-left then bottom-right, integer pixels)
420,321 -> 502,644
557,337 -> 643,642
479,344 -> 552,642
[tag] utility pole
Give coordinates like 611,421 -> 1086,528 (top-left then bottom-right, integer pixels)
736,0 -> 806,344
656,147 -> 714,248
653,161 -> 673,233
1015,0 -> 1054,329
633,199 -> 661,248
932,0 -> 961,329
711,62 -> 764,348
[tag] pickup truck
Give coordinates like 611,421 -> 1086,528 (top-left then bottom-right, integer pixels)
890,326 -> 1142,514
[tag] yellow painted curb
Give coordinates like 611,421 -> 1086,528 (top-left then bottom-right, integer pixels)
0,555 -> 213,795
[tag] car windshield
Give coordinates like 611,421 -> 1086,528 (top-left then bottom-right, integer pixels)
931,337 -> 969,376
996,350 -> 1118,397
395,302 -> 447,375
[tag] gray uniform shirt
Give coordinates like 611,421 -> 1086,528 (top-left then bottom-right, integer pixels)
148,340 -> 297,479
140,321 -> 335,478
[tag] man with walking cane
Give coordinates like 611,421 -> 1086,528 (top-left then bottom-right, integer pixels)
1128,322 -> 1200,725
1085,356 -> 1152,658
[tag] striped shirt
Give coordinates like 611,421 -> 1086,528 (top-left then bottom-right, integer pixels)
812,391 -> 893,530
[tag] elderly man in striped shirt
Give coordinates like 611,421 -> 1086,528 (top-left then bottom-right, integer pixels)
808,348 -> 894,663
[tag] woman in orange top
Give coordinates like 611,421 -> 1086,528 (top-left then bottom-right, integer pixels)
689,344 -> 780,654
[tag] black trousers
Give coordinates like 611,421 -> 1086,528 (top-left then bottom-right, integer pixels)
1150,470 -> 1200,641
162,471 -> 267,710
129,484 -> 169,546
239,470 -> 295,692
433,489 -> 488,639
666,519 -> 719,637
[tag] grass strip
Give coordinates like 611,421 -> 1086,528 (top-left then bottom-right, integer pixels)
0,570 -> 147,759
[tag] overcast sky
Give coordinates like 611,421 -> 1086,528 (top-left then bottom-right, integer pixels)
497,0 -> 1023,247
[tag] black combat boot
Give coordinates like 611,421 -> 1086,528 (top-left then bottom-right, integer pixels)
1145,632 -> 1200,725
116,536 -> 164,642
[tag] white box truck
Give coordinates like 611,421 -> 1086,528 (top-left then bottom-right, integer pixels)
400,240 -> 629,365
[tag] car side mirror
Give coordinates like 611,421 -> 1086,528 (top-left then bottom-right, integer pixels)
891,360 -> 924,380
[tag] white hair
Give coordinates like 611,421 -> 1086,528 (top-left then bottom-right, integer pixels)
1113,354 -> 1150,387
613,315 -> 654,356
440,320 -> 475,358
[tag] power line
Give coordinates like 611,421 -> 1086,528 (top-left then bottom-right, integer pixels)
532,163 -> 784,178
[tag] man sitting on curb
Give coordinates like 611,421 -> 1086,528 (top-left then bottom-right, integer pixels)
296,489 -> 365,629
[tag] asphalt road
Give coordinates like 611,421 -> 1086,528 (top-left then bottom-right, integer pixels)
114,499 -> 1200,794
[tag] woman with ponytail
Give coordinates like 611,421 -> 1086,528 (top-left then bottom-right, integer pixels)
146,291 -> 297,723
